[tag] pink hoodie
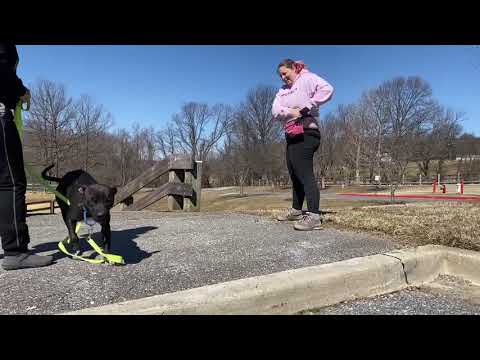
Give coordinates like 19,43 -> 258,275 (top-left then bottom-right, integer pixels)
272,62 -> 334,136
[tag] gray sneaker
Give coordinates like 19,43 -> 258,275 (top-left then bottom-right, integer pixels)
2,253 -> 54,271
277,208 -> 303,221
294,212 -> 322,231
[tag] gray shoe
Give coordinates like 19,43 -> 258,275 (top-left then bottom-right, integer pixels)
277,208 -> 303,221
2,253 -> 54,271
294,212 -> 322,231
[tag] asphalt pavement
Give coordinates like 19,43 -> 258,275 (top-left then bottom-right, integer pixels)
0,210 -> 399,314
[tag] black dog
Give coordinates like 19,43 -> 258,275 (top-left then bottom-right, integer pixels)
41,164 -> 117,254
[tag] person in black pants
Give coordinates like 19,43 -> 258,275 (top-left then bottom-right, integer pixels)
272,59 -> 334,230
0,44 -> 53,270
284,128 -> 321,228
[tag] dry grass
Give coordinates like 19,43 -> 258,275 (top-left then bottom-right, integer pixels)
26,191 -> 54,202
246,201 -> 480,251
323,202 -> 480,251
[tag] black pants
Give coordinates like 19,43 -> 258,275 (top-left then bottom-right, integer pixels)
0,105 -> 30,255
286,128 -> 321,214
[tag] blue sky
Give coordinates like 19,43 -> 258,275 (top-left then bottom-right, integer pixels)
17,45 -> 480,135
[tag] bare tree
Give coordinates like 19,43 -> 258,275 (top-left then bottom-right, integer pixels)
334,103 -> 369,184
243,85 -> 282,145
456,133 -> 480,159
318,112 -> 347,182
239,85 -> 283,184
370,77 -> 438,198
24,79 -> 77,177
173,102 -> 232,161
115,129 -> 133,186
198,103 -> 234,161
229,109 -> 258,195
212,133 -> 237,187
128,123 -> 156,179
74,94 -> 113,172
361,88 -> 391,181
413,107 -> 463,177
142,126 -> 157,165
91,131 -> 122,185
455,132 -> 480,180
155,123 -> 177,159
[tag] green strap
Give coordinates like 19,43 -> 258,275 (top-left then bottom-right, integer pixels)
58,222 -> 105,264
58,241 -> 105,264
24,163 -> 71,206
58,222 -> 125,265
14,102 -> 24,141
86,238 -> 125,265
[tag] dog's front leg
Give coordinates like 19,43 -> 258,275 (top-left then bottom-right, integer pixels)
100,215 -> 112,252
66,219 -> 81,255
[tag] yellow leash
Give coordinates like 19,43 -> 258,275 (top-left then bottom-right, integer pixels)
58,223 -> 105,264
15,100 -> 125,265
58,222 -> 125,265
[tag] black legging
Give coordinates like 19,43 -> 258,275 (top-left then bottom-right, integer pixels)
0,107 -> 30,255
286,128 -> 320,214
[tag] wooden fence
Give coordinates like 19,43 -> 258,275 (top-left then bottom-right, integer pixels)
27,155 -> 203,214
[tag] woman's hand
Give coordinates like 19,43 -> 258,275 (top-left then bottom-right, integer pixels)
290,107 -> 301,119
20,89 -> 30,104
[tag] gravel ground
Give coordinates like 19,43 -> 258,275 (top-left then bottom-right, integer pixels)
301,275 -> 480,315
0,211 -> 399,315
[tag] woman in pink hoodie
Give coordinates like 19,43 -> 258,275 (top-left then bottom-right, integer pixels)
272,59 -> 334,231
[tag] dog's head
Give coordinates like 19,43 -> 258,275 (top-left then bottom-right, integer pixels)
78,184 -> 117,222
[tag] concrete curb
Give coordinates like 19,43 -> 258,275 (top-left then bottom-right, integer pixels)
63,245 -> 480,315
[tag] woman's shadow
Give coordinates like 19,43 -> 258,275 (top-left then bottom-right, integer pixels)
0,226 -> 160,264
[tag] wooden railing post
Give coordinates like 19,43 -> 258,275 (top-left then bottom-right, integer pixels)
167,168 -> 184,211
184,160 -> 202,212
113,154 -> 199,212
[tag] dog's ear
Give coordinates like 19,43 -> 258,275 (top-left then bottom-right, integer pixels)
78,185 -> 87,194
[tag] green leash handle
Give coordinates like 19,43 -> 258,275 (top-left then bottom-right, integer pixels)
14,99 -> 30,141
24,163 -> 71,206
14,101 -> 24,142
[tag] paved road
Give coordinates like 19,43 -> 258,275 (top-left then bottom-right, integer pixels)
0,211 -> 399,314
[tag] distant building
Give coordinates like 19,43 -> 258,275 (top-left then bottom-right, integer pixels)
456,155 -> 480,161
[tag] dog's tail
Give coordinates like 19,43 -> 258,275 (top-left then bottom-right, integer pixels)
41,164 -> 61,183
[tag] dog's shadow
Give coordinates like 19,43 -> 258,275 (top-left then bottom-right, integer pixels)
0,226 -> 159,265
